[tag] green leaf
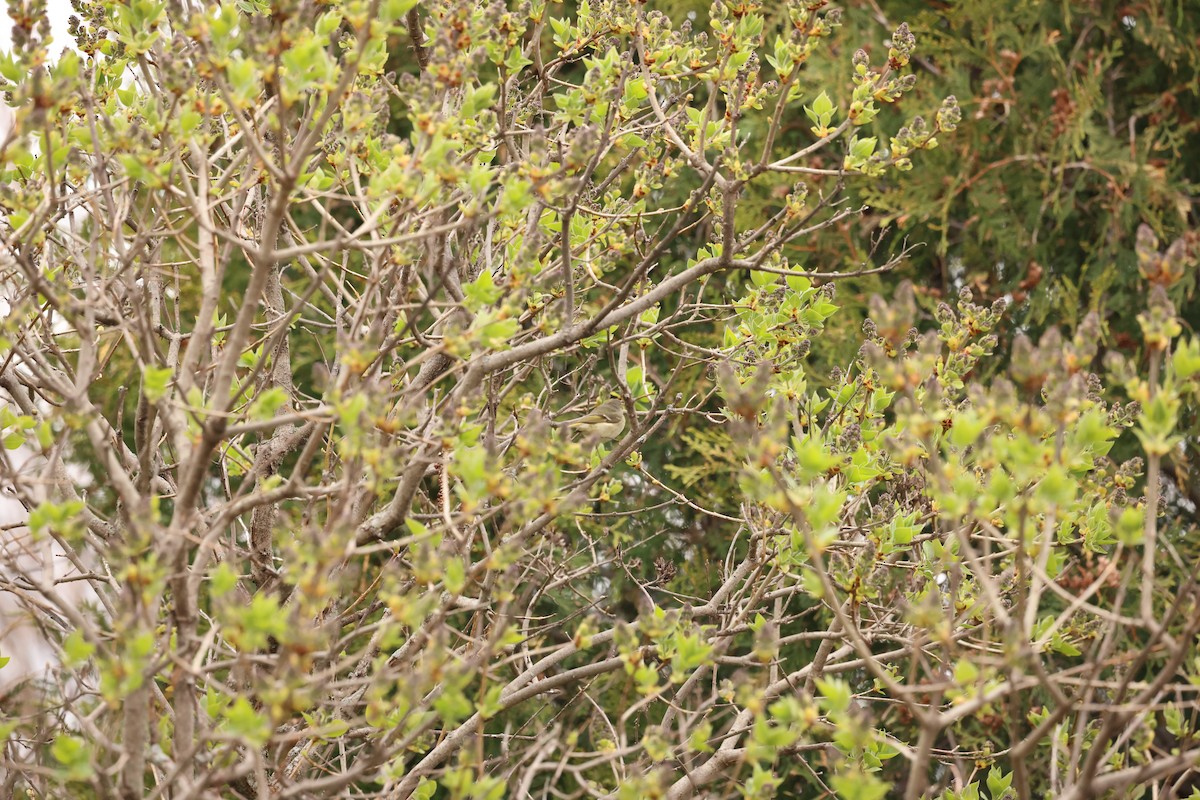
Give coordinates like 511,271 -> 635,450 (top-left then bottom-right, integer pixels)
810,90 -> 833,116
688,722 -> 714,753
953,658 -> 979,684
226,595 -> 288,650
948,409 -> 988,447
1071,408 -> 1117,453
56,50 -> 81,79
1116,506 -> 1145,546
0,53 -> 23,82
313,717 -> 350,740
831,768 -> 890,800
51,734 -> 94,781
28,499 -> 86,538
850,136 -> 878,159
142,365 -> 173,402
178,109 -> 203,135
1036,465 -> 1075,507
478,685 -> 505,719
248,387 -> 289,420
63,630 -> 95,666
750,269 -> 779,287
452,446 -> 488,503
504,47 -> 533,72
473,314 -> 519,350
433,686 -> 473,726
791,435 -> 840,476
444,558 -> 466,594
463,269 -> 503,311
816,677 -> 852,714
315,10 -> 342,37
668,631 -> 713,682
987,767 -> 1014,798
221,697 -> 271,747
210,562 -> 239,596
226,57 -> 260,106
1174,338 -> 1200,379
623,77 -> 649,103
382,0 -> 421,22
889,511 -> 921,547
462,83 -> 497,118
411,778 -> 437,800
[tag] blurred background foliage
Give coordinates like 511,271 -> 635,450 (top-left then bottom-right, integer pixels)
642,0 -> 1200,330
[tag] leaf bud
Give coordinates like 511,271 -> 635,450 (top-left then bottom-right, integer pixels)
936,96 -> 961,131
891,23 -> 915,54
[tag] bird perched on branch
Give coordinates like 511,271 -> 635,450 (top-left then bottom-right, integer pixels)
554,397 -> 626,443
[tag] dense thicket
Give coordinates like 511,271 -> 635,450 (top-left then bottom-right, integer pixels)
0,1 -> 1197,799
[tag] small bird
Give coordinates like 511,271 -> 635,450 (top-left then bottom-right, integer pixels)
554,397 -> 626,442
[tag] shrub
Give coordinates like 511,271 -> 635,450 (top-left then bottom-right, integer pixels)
0,1 -> 1196,798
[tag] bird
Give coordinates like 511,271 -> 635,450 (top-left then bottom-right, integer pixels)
554,397 -> 626,442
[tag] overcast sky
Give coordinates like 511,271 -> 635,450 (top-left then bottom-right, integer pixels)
0,1 -> 75,55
